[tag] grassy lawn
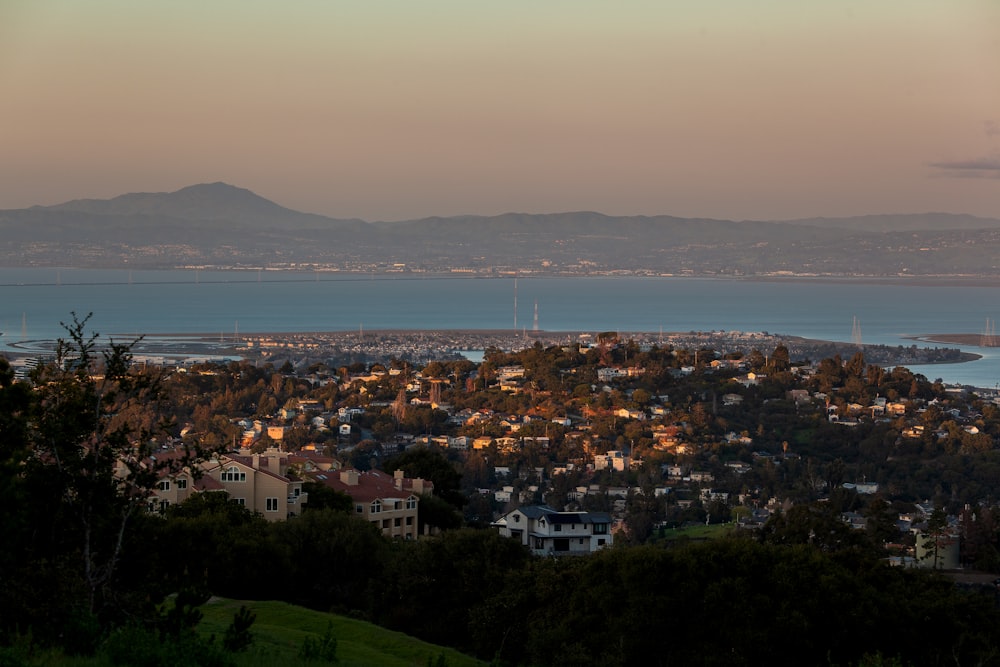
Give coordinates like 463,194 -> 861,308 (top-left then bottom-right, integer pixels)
0,598 -> 486,667
657,522 -> 734,541
198,598 -> 487,667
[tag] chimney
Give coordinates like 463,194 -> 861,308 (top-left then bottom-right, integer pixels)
340,470 -> 359,486
252,454 -> 260,469
394,469 -> 404,490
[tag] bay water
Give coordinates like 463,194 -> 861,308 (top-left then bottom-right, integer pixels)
1,268 -> 998,388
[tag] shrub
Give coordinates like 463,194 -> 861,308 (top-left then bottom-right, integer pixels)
298,622 -> 338,663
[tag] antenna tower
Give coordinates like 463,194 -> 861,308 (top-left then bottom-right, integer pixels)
429,380 -> 442,405
852,316 -> 863,348
982,318 -> 997,347
533,301 -> 539,332
392,388 -> 407,422
513,277 -> 518,331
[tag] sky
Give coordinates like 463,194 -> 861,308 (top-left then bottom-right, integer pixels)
1,1 -> 999,222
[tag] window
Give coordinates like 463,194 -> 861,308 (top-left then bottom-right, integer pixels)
593,522 -> 608,535
598,538 -> 606,546
406,497 -> 417,510
554,524 -> 562,532
406,516 -> 413,526
534,537 -> 545,550
221,466 -> 246,482
176,478 -> 187,490
266,497 -> 279,512
394,517 -> 401,527
355,504 -> 364,514
157,480 -> 170,491
513,514 -> 520,523
370,500 -> 382,514
233,498 -> 246,506
293,487 -> 300,497
159,499 -> 169,513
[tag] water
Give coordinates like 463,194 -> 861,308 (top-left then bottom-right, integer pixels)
1,268 -> 998,387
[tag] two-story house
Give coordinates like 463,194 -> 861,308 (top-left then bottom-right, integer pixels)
493,505 -> 613,555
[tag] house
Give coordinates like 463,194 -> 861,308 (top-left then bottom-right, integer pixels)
594,450 -> 628,471
493,505 -> 613,555
305,468 -> 430,540
144,448 -> 308,520
596,367 -> 628,382
201,451 -> 308,521
146,465 -> 224,514
787,389 -> 810,404
614,408 -> 645,421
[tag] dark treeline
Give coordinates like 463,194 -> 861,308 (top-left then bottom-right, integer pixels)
72,503 -> 1000,666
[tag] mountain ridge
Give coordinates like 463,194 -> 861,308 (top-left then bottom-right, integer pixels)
3,183 -> 1000,276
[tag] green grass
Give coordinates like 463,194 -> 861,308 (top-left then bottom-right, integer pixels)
198,598 -> 488,667
657,522 -> 734,541
1,598 -> 486,667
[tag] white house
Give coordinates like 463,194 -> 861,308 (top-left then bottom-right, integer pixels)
493,505 -> 613,555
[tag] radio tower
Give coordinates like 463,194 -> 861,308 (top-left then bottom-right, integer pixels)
533,301 -> 539,332
981,318 -> 997,347
852,316 -> 863,348
513,277 -> 518,331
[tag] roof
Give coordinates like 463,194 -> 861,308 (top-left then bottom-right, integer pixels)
306,468 -> 425,504
549,512 -> 612,525
509,505 -> 611,524
515,505 -> 558,519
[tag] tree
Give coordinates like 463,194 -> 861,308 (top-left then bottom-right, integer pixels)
864,495 -> 900,552
0,314 -> 210,647
919,507 -> 954,569
385,446 -> 466,510
301,481 -> 353,513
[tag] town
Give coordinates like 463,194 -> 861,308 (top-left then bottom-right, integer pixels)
142,330 -> 1000,564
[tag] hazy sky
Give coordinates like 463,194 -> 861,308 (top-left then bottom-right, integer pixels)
2,1 -> 999,221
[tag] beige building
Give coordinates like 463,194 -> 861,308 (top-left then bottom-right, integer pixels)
145,448 -> 307,521
305,468 -> 432,540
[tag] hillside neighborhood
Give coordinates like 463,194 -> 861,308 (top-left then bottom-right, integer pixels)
129,332 -> 1000,570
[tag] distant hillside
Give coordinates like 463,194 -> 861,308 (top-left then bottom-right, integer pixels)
3,183 -> 1000,277
774,213 -> 1000,233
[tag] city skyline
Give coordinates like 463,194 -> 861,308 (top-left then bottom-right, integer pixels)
2,1 -> 999,222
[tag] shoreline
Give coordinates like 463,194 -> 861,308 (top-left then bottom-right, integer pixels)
3,328 -> 984,367
6,268 -> 1000,289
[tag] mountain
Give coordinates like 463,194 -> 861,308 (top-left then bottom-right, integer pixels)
38,182 -> 366,230
2,184 -> 1000,277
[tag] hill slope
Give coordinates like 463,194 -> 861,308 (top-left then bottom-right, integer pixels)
198,598 -> 486,667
